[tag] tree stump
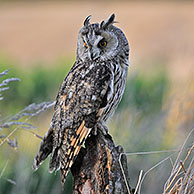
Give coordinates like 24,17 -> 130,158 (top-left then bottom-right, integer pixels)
71,128 -> 132,194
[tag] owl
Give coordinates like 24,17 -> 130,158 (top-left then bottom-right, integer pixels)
33,13 -> 129,185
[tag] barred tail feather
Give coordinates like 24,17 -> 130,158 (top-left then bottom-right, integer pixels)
49,148 -> 61,173
33,121 -> 92,186
60,123 -> 91,185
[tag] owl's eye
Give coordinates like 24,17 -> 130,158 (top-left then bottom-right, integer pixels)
84,41 -> 88,48
98,39 -> 107,48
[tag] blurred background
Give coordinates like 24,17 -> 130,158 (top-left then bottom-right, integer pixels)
0,1 -> 194,194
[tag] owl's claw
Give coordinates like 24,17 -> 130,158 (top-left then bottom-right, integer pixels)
93,122 -> 108,135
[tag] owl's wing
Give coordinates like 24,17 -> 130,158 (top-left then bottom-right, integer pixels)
33,61 -> 113,184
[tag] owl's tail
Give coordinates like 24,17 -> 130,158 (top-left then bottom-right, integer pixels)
59,121 -> 91,185
33,121 -> 92,186
33,127 -> 53,171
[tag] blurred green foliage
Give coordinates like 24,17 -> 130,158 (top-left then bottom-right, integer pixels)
0,156 -> 73,194
119,70 -> 168,114
0,57 -> 73,114
111,69 -> 168,152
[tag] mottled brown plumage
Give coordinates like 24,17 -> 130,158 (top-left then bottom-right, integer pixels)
33,13 -> 129,185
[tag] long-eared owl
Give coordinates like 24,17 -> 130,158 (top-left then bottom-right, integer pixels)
33,13 -> 130,185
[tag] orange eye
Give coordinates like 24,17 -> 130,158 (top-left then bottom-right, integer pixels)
98,39 -> 107,48
84,42 -> 88,48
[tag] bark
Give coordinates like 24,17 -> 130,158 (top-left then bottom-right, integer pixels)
71,128 -> 133,194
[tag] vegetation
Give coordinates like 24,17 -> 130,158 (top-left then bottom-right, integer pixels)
0,1 -> 194,193
0,58 -> 193,194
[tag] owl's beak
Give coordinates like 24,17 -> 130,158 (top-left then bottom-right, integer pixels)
88,52 -> 94,60
88,48 -> 99,60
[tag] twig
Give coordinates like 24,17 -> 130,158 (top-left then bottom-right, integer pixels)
0,160 -> 9,179
139,154 -> 173,193
119,153 -> 131,194
172,127 -> 194,172
21,129 -> 43,140
134,170 -> 143,194
164,129 -> 194,193
180,161 -> 186,173
180,155 -> 194,193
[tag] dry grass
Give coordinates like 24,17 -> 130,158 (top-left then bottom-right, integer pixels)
119,127 -> 194,194
163,128 -> 194,194
163,145 -> 194,194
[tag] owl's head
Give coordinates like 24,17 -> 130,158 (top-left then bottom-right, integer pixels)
77,14 -> 129,62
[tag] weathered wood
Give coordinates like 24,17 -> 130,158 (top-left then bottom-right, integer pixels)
71,128 -> 132,194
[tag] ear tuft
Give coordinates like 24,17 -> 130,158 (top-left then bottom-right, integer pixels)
100,13 -> 115,29
84,15 -> 92,27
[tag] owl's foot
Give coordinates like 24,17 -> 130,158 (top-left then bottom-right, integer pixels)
93,122 -> 108,135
